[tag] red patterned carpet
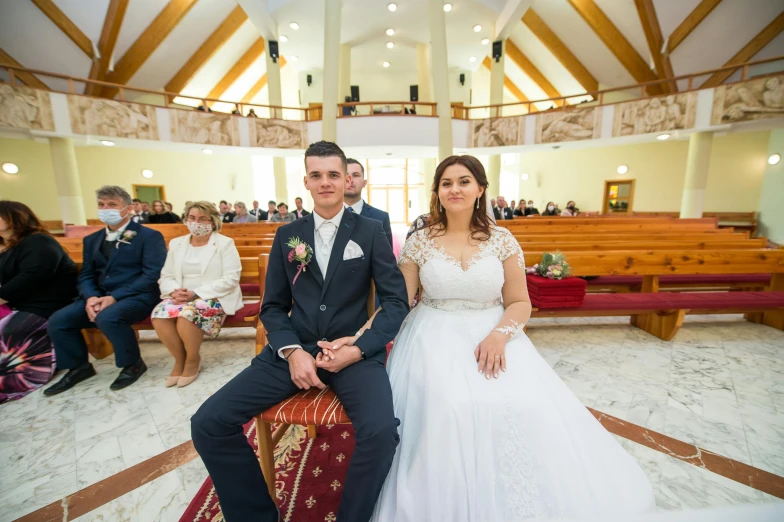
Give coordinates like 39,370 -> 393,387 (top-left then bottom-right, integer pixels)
180,422 -> 355,522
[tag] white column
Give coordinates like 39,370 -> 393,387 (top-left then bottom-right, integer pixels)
679,131 -> 713,218
487,39 -> 505,198
416,43 -> 432,102
321,0 -> 342,141
338,44 -> 351,103
265,41 -> 283,114
49,137 -> 86,225
429,0 -> 452,162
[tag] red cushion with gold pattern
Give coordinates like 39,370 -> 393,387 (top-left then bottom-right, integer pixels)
259,387 -> 350,425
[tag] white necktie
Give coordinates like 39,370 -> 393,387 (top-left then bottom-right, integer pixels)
316,222 -> 337,277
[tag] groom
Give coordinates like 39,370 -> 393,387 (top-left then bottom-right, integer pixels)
191,141 -> 409,522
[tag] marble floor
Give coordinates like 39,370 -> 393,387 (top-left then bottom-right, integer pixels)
2,315 -> 783,521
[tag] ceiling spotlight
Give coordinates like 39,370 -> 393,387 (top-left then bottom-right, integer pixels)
141,169 -> 153,179
657,133 -> 670,140
279,35 -> 288,43
473,24 -> 482,32
388,3 -> 397,11
290,55 -> 299,62
383,61 -> 391,68
386,28 -> 395,36
481,38 -> 489,45
100,140 -> 115,146
2,162 -> 19,174
386,41 -> 394,49
469,56 -> 476,62
769,153 -> 781,165
289,22 -> 299,30
444,3 -> 452,11
617,165 -> 628,175
521,173 -> 529,181
202,148 -> 213,155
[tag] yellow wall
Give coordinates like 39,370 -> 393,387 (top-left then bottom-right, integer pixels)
758,129 -> 784,243
0,138 -> 60,219
514,131 -> 770,213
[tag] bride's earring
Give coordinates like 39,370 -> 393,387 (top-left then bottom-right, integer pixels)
476,198 -> 480,209
439,201 -> 444,212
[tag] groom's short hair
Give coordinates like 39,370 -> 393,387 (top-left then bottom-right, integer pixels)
305,141 -> 347,173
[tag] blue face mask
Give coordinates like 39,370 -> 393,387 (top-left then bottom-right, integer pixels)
97,209 -> 125,226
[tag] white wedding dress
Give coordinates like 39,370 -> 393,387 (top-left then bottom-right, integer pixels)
371,226 -> 656,521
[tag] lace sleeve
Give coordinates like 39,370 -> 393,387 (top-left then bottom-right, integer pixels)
496,227 -> 525,269
398,230 -> 423,308
492,228 -> 532,340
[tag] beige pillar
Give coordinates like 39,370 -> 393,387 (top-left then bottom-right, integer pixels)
680,131 -> 713,218
338,44 -> 351,102
273,157 -> 288,203
321,0 -> 342,141
416,43 -> 432,103
49,138 -> 86,225
487,39 -> 505,198
429,0 -> 452,162
265,42 -> 283,113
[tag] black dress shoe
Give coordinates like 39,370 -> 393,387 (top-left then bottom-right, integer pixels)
110,359 -> 147,391
44,364 -> 96,396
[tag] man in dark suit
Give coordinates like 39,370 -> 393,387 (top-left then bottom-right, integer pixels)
293,196 -> 310,219
265,200 -> 278,221
345,158 -> 393,246
131,198 -> 149,224
219,200 -> 236,223
192,142 -> 408,522
493,196 -> 514,220
45,186 -> 166,395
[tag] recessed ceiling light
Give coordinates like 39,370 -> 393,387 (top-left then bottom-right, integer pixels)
202,149 -> 213,155
279,35 -> 288,43
473,24 -> 482,32
521,173 -> 529,181
290,55 -> 299,62
388,3 -> 397,11
142,169 -> 153,179
386,28 -> 395,36
443,3 -> 452,11
769,153 -> 781,165
617,165 -> 628,175
481,38 -> 489,45
657,133 -> 670,140
100,140 -> 115,146
2,162 -> 19,174
386,41 -> 394,49
383,61 -> 391,68
289,22 -> 299,30
469,56 -> 476,62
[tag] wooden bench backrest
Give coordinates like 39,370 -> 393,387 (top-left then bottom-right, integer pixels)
500,217 -> 718,226
519,239 -> 768,251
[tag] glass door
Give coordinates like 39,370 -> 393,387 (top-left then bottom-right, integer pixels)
603,179 -> 635,214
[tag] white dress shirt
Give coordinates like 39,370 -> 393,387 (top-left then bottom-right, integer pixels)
347,199 -> 364,215
104,220 -> 131,241
277,206 -> 345,359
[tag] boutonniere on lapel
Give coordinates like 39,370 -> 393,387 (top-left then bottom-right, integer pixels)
116,230 -> 137,249
286,237 -> 313,284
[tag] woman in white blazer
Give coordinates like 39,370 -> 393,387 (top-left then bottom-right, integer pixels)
151,201 -> 242,387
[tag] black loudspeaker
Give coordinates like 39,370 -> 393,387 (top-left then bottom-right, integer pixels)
307,74 -> 312,86
350,85 -> 360,102
269,41 -> 279,63
459,73 -> 465,86
410,85 -> 418,102
492,40 -> 502,62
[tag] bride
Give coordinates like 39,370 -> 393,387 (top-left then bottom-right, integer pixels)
368,155 -> 656,521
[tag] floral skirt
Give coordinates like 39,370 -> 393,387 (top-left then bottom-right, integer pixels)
151,298 -> 226,338
0,310 -> 56,403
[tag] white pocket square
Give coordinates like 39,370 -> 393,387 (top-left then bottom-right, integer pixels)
343,240 -> 364,260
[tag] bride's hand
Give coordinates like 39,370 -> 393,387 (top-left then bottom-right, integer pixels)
317,335 -> 359,360
475,331 -> 507,379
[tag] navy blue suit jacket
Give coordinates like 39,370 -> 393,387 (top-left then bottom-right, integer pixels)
260,211 -> 408,364
78,220 -> 166,305
359,201 -> 393,247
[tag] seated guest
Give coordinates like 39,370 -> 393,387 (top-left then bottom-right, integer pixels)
0,202 -> 78,402
293,197 -> 310,219
232,201 -> 258,223
265,200 -> 278,221
249,200 -> 264,219
509,200 -> 517,214
525,200 -> 540,216
219,200 -> 236,223
542,201 -> 558,216
561,200 -> 579,216
270,202 -> 296,223
152,202 -> 242,387
148,199 -> 180,223
165,202 -> 174,213
131,198 -> 149,224
493,196 -> 513,220
513,200 -> 525,217
45,186 -> 166,395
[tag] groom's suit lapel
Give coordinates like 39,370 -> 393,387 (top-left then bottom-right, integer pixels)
300,214 -> 323,286
321,210 -> 355,300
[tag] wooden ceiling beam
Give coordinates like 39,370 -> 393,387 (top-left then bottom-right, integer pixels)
667,0 -> 722,54
0,48 -> 49,90
635,0 -> 676,93
165,5 -> 248,98
31,0 -> 93,58
522,9 -> 598,94
483,57 -> 528,103
101,0 -> 198,99
567,0 -> 662,95
505,39 -> 563,106
702,12 -> 784,88
85,0 -> 129,97
240,56 -> 286,104
206,37 -> 266,104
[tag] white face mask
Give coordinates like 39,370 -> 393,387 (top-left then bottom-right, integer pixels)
548,205 -> 555,211
186,221 -> 213,237
98,209 -> 125,226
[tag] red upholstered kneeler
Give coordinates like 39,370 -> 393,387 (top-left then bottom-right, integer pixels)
526,274 -> 587,308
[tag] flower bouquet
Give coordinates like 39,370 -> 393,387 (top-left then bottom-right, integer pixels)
525,252 -> 572,280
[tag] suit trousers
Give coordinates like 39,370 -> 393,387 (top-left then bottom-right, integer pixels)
47,297 -> 155,369
192,349 -> 400,522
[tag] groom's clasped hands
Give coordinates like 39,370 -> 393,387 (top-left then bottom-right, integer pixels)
285,335 -> 363,390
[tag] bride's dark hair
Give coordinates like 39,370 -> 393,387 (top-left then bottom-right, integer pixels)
427,155 -> 492,241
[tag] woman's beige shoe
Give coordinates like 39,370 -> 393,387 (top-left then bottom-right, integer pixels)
165,375 -> 180,387
177,364 -> 201,388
